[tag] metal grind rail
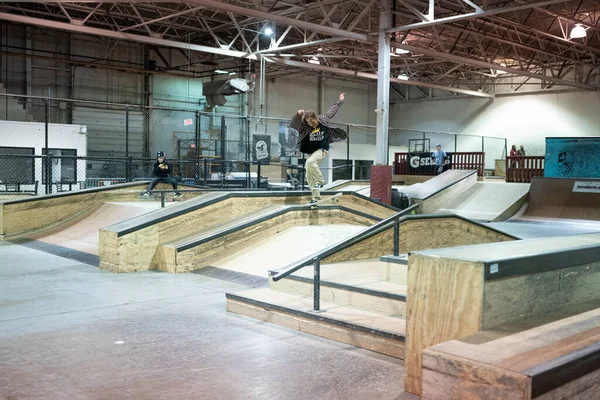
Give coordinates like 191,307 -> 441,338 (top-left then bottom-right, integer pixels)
271,204 -> 419,311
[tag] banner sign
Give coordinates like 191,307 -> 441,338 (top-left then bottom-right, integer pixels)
545,137 -> 600,178
252,134 -> 271,164
278,121 -> 299,157
408,152 -> 452,173
573,181 -> 600,193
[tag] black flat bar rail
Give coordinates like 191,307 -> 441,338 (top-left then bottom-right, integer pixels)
271,203 -> 419,311
271,208 -> 520,311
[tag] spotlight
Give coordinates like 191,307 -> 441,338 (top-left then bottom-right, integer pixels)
264,27 -> 273,36
570,24 -> 587,39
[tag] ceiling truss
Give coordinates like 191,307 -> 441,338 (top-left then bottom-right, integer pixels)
0,0 -> 599,100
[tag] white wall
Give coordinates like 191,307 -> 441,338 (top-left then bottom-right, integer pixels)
390,90 -> 600,157
0,120 -> 87,194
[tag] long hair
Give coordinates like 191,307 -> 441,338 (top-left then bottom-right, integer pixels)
303,110 -> 318,127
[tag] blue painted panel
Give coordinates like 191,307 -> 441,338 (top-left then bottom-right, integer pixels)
545,137 -> 600,178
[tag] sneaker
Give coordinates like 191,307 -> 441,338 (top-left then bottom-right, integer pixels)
309,199 -> 318,204
313,183 -> 323,189
174,193 -> 183,198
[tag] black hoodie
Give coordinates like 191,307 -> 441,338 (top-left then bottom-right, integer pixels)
153,159 -> 171,177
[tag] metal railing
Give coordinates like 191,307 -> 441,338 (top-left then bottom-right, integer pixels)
271,203 -> 419,311
0,153 -> 308,195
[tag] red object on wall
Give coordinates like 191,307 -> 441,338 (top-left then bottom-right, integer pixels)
370,165 -> 393,205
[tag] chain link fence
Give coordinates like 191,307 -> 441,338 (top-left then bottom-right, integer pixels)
0,153 -> 302,196
0,92 -> 508,197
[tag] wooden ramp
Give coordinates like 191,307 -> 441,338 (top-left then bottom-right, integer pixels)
16,202 -> 166,265
522,177 -> 600,221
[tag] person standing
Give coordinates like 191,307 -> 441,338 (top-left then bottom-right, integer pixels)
510,144 -> 518,169
431,143 -> 447,175
145,151 -> 182,198
291,93 -> 348,203
518,145 -> 526,156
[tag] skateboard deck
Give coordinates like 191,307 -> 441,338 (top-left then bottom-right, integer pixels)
139,192 -> 183,201
309,192 -> 342,209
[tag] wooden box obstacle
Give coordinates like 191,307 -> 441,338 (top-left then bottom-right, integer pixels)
405,233 -> 600,396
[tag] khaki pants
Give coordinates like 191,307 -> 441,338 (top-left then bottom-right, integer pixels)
306,149 -> 328,200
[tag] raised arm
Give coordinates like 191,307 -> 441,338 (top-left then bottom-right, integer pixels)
324,93 -> 345,121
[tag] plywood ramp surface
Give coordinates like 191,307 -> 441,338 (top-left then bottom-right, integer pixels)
29,202 -> 162,255
437,182 -> 530,221
525,177 -> 600,221
213,224 -> 365,277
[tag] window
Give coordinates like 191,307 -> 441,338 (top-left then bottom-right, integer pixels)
0,147 -> 35,184
332,159 -> 352,181
355,160 -> 374,180
42,148 -> 77,184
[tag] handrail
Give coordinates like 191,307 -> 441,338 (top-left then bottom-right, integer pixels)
272,203 -> 418,281
271,206 -> 520,312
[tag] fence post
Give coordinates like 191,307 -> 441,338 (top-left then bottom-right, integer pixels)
257,160 -> 261,189
246,161 -> 251,189
44,97 -> 50,194
47,153 -> 53,194
203,158 -> 208,186
346,124 -> 351,179
220,115 -> 226,159
393,217 -> 400,256
127,155 -> 133,182
314,257 -> 321,311
125,107 -> 130,180
195,110 -> 200,184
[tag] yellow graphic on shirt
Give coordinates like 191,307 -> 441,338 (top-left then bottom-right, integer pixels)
309,126 -> 324,141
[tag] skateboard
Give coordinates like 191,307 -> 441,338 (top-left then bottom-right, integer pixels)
139,192 -> 183,202
309,192 -> 342,209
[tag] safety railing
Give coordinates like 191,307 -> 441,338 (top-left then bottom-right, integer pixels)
271,203 -> 419,311
506,156 -> 544,183
394,152 -> 485,177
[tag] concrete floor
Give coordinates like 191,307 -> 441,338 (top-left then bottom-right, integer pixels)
0,242 -> 407,400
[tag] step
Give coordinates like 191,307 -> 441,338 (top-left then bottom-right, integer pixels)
269,259 -> 407,316
226,288 -> 406,358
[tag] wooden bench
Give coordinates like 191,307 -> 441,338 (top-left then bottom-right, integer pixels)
422,302 -> 600,399
404,233 -> 600,396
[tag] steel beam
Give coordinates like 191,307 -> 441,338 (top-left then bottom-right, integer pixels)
390,41 -> 595,90
266,58 -> 494,98
0,12 -> 256,59
387,0 -> 568,33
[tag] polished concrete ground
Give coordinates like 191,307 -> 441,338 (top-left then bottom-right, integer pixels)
0,242 -> 408,400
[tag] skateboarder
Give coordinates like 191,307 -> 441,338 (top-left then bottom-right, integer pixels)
291,93 -> 348,204
143,152 -> 183,198
431,143 -> 447,175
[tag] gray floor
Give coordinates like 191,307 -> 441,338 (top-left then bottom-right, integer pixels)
0,242 -> 406,400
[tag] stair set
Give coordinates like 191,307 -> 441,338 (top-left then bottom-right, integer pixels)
226,255 -> 408,358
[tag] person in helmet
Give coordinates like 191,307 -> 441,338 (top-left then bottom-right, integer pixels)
145,151 -> 182,198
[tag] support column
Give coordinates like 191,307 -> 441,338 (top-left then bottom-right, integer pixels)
375,0 -> 391,165
371,0 -> 393,205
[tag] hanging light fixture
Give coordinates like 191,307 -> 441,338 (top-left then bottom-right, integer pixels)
570,24 -> 587,39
